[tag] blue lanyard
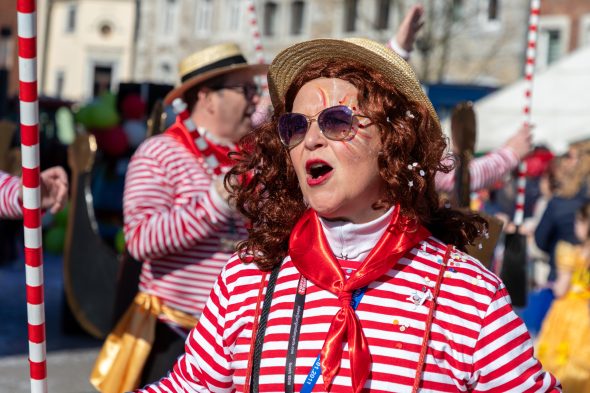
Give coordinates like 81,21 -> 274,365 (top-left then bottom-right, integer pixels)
296,285 -> 367,393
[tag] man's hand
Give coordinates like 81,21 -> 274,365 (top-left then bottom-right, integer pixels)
19,166 -> 69,214
39,166 -> 69,214
504,124 -> 533,160
395,4 -> 425,53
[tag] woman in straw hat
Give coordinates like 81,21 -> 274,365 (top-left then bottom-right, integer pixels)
135,38 -> 560,393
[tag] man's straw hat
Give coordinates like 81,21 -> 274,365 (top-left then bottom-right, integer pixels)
164,43 -> 268,105
267,38 -> 439,128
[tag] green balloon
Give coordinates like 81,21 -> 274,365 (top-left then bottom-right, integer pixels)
115,228 -> 126,254
44,227 -> 66,255
74,93 -> 120,129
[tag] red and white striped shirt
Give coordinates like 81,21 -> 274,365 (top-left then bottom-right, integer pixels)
137,234 -> 559,392
0,170 -> 22,219
435,147 -> 519,193
123,133 -> 247,321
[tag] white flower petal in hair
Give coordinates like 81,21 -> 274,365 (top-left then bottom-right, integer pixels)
419,170 -> 425,177
408,180 -> 414,188
386,116 -> 392,124
406,110 -> 415,119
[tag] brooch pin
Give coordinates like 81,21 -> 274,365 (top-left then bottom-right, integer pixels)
406,288 -> 433,309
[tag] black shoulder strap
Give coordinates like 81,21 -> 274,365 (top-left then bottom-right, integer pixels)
250,262 -> 281,393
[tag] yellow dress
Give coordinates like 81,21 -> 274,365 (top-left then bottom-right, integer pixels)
536,241 -> 590,392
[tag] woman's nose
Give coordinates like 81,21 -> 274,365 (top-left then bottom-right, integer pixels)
303,120 -> 327,150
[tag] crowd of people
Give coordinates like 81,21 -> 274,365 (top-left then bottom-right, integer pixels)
1,4 -> 590,393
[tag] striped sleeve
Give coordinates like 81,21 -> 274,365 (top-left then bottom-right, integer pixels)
124,139 -> 233,261
435,147 -> 519,193
469,284 -> 561,392
0,171 -> 23,219
136,263 -> 233,393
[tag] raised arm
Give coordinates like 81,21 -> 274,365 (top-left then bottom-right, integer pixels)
436,124 -> 532,193
388,4 -> 424,60
123,139 -> 234,261
0,170 -> 22,219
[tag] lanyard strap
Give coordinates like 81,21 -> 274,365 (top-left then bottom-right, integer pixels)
288,244 -> 452,393
284,275 -> 368,393
246,263 -> 281,393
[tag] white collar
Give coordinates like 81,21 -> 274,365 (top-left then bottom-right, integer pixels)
319,207 -> 395,262
197,126 -> 237,150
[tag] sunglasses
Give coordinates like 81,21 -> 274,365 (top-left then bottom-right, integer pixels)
277,105 -> 372,148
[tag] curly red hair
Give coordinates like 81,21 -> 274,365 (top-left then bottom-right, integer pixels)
228,59 -> 485,270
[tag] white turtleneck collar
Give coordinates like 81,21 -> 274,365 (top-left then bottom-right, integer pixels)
319,207 -> 395,262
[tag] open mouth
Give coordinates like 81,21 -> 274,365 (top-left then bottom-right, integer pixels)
305,160 -> 333,185
309,163 -> 332,178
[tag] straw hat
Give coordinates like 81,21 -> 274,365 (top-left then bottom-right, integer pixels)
267,38 -> 439,128
164,43 -> 268,105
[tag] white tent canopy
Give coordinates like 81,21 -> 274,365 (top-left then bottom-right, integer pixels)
444,46 -> 590,154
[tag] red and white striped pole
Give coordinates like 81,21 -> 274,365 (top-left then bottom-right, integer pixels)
514,0 -> 540,226
17,0 -> 48,392
245,0 -> 270,128
245,0 -> 266,66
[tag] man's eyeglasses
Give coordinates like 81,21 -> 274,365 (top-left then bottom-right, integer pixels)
217,84 -> 261,100
277,105 -> 373,148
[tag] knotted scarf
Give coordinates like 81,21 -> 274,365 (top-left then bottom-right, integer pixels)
289,208 -> 430,392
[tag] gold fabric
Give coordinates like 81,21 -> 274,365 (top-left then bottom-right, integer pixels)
89,292 -> 198,393
536,242 -> 590,393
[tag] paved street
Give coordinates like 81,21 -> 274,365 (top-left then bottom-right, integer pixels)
0,348 -> 99,393
0,253 -> 102,392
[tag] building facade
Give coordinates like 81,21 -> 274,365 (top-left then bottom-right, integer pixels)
536,0 -> 590,70
132,0 -> 535,88
8,0 -> 589,103
42,0 -> 136,101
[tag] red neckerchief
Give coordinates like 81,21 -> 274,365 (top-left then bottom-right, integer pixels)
289,209 -> 430,393
165,116 -> 236,170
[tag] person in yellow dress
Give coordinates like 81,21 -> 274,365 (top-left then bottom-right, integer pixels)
537,201 -> 590,392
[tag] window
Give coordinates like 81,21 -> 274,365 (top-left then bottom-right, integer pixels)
546,29 -> 561,65
227,0 -> 242,30
55,71 -> 65,98
264,2 -> 278,36
66,4 -> 77,33
580,15 -> 590,47
344,0 -> 358,32
375,0 -> 390,30
163,0 -> 178,35
452,0 -> 463,21
195,0 -> 213,34
291,1 -> 305,35
488,0 -> 499,21
93,65 -> 113,97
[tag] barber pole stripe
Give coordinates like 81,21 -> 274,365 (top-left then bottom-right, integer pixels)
245,0 -> 265,65
522,0 -> 540,126
17,0 -> 47,392
513,0 -> 540,227
245,0 -> 269,98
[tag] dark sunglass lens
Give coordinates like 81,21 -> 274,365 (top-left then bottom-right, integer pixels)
278,113 -> 308,146
318,106 -> 353,140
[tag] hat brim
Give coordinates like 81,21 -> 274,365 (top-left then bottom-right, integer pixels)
164,63 -> 269,106
267,38 -> 439,128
